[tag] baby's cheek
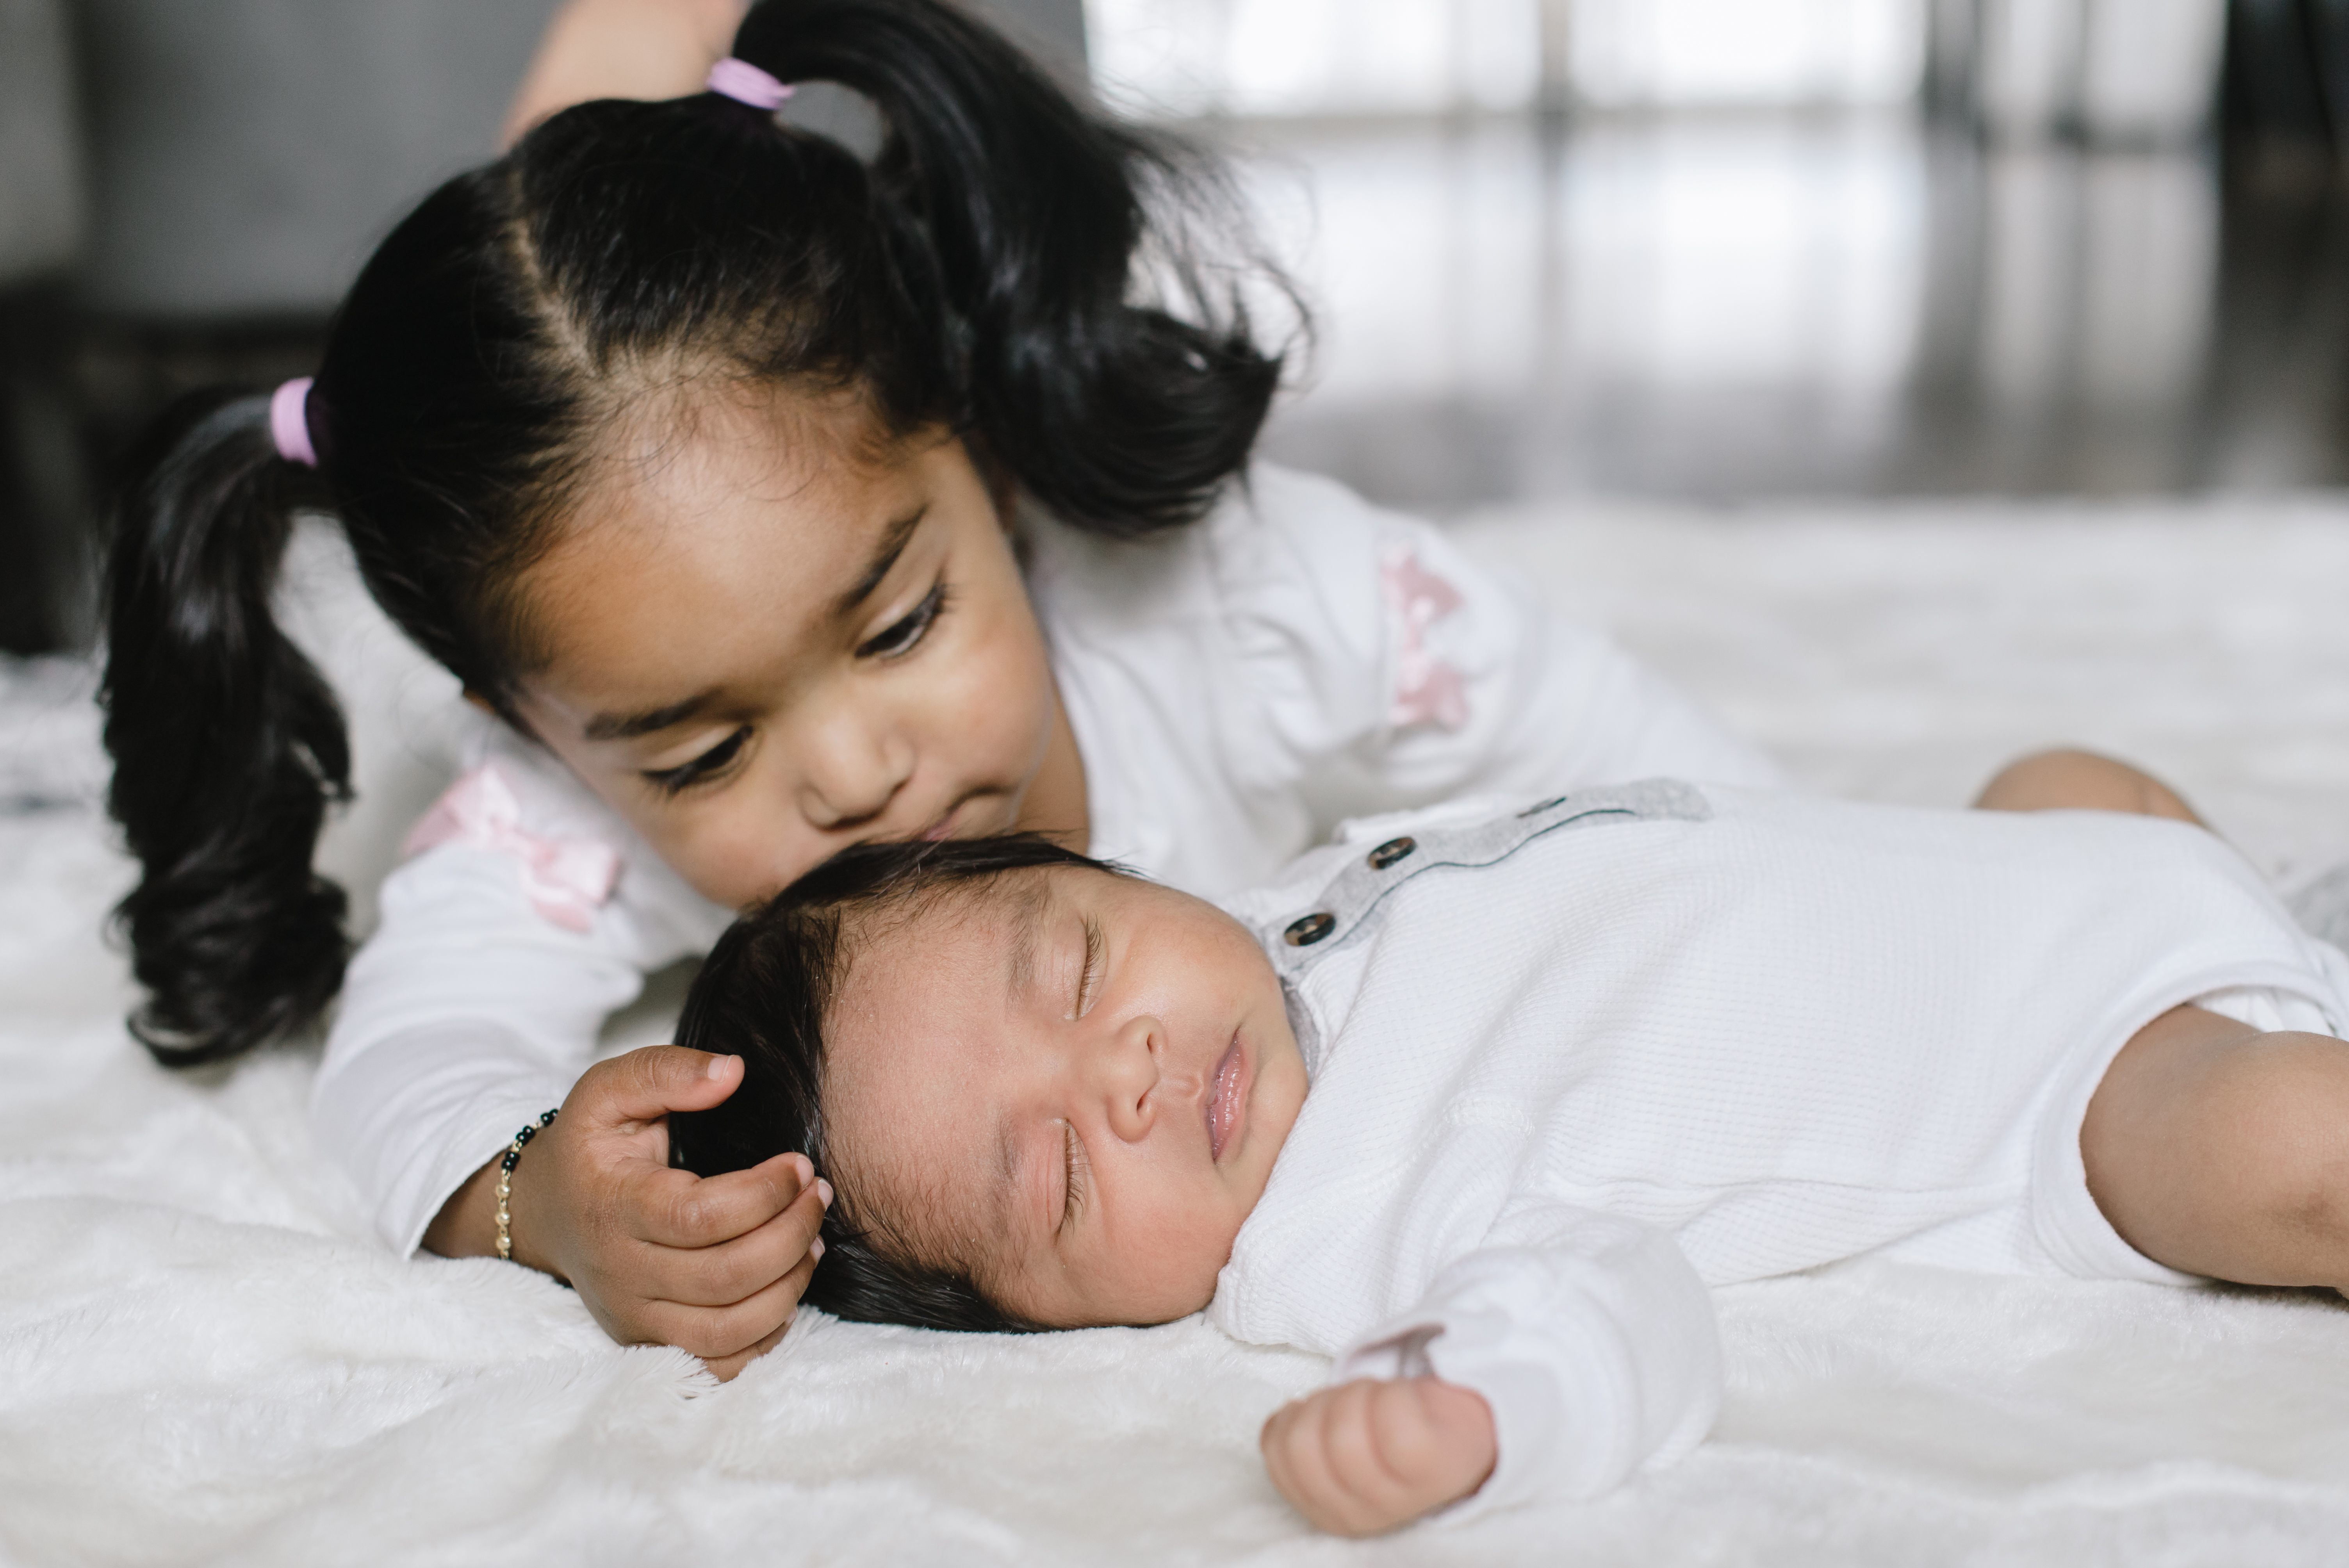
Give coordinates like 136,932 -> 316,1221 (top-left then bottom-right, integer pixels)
1158,1200 -> 1248,1317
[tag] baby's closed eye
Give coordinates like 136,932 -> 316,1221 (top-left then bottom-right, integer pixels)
1060,1120 -> 1089,1229
1073,916 -> 1104,1018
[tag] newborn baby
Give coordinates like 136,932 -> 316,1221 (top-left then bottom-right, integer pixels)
669,759 -> 2349,1534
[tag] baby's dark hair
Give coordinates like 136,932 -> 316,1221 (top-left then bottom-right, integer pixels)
669,832 -> 1117,1332
100,0 -> 1290,1067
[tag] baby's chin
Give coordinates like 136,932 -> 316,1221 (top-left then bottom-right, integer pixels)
1032,1240 -> 1238,1330
1059,1286 -> 1221,1331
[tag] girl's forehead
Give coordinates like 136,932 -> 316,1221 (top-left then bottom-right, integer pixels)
582,383 -> 936,536
512,417 -> 976,700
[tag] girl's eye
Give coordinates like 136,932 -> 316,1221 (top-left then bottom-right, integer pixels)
1073,917 -> 1103,1019
1060,1120 -> 1088,1230
642,726 -> 750,796
856,583 -> 949,659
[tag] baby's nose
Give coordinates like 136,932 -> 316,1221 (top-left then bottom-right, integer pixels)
1095,1015 -> 1162,1142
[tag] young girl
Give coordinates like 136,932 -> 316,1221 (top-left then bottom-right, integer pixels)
665,752 -> 2349,1534
99,0 -> 1779,1377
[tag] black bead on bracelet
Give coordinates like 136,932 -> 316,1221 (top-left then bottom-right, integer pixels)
494,1108 -> 559,1263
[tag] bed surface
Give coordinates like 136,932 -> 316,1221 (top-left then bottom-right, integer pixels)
8,495 -> 2349,1566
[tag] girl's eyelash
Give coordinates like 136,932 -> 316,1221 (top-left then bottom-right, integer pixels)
642,726 -> 750,796
856,582 -> 950,659
640,582 -> 945,797
1060,1121 -> 1087,1230
1074,917 -> 1103,1017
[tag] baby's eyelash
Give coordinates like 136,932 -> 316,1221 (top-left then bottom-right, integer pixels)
856,582 -> 950,659
1074,917 -> 1103,1018
1060,1121 -> 1087,1230
642,726 -> 750,796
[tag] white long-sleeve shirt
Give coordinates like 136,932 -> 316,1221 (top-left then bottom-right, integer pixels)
1209,783 -> 2349,1518
314,467 -> 1787,1254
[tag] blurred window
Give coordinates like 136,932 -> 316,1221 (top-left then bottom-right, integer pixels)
1570,0 -> 1924,108
1086,0 -> 1925,116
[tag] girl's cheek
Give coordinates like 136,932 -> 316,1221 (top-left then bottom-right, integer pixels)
660,799 -> 811,910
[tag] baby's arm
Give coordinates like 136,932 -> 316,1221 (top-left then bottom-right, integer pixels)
2087,1001 -> 2349,1289
1977,750 -> 2349,1289
1258,1203 -> 1720,1534
1262,1376 -> 1495,1536
1973,748 -> 2204,824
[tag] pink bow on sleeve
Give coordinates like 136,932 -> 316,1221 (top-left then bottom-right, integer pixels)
401,764 -> 622,934
1380,543 -> 1471,731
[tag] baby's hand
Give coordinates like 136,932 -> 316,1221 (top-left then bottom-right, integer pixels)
1260,1376 -> 1496,1536
510,1046 -> 829,1377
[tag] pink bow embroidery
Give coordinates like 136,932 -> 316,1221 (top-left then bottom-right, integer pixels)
1380,543 -> 1471,731
402,764 -> 622,934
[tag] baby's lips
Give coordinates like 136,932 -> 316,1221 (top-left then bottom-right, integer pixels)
1207,1037 -> 1246,1160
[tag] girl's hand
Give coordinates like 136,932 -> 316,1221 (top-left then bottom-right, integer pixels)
502,0 -> 749,147
431,1046 -> 828,1378
1260,1376 -> 1497,1537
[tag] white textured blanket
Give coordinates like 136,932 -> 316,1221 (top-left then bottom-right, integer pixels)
9,496 -> 2349,1567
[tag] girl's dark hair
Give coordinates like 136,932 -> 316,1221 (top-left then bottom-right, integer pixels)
669,832 -> 1113,1333
100,0 -> 1290,1066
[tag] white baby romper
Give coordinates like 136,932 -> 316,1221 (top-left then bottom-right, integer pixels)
1210,782 -> 2349,1518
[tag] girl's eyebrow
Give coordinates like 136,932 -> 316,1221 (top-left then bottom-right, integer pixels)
583,688 -> 723,743
579,507 -> 929,743
830,509 -> 927,619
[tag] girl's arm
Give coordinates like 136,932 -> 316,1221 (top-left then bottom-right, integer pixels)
1221,468 -> 1784,820
314,761 -> 819,1376
417,1046 -> 829,1378
502,0 -> 747,146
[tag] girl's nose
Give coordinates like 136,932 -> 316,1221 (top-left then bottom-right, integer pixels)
1093,1014 -> 1163,1143
796,706 -> 914,831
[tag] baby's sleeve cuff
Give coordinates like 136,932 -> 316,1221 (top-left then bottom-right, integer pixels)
1333,1210 -> 1722,1525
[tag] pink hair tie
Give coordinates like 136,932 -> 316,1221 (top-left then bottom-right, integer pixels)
707,57 -> 794,110
270,377 -> 317,468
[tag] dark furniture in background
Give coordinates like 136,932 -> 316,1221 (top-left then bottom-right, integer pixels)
0,0 -> 1086,655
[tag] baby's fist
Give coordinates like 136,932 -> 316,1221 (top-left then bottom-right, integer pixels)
1260,1376 -> 1496,1536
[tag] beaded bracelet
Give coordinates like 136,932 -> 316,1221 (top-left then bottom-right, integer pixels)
494,1108 -> 560,1263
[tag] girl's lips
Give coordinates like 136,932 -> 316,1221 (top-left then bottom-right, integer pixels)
1207,1035 -> 1248,1161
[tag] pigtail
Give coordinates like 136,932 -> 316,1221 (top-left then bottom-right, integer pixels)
731,0 -> 1289,535
100,389 -> 353,1066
